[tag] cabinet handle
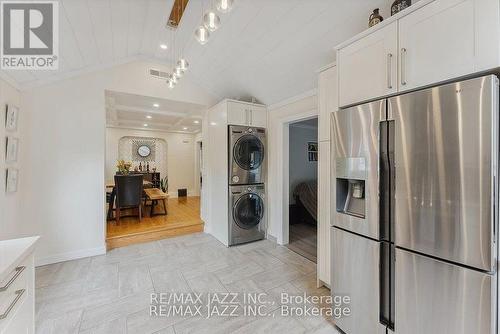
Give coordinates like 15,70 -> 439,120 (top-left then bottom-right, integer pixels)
250,110 -> 253,125
245,109 -> 249,125
0,266 -> 25,292
401,48 -> 407,86
387,53 -> 393,89
0,289 -> 25,320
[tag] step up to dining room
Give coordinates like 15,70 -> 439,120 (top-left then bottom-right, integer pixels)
105,170 -> 203,250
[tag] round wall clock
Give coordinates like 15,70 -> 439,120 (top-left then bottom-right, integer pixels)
137,145 -> 151,158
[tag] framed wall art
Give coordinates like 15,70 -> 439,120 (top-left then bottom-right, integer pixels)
6,168 -> 18,193
5,137 -> 19,163
5,104 -> 19,132
308,142 -> 318,162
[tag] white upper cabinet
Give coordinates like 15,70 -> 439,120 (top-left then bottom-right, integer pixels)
338,22 -> 398,107
399,0 -> 475,91
318,65 -> 338,142
337,0 -> 500,107
227,101 -> 267,128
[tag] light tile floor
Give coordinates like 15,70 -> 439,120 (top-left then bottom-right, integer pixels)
35,233 -> 339,334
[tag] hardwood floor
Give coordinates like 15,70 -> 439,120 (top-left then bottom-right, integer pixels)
287,222 -> 317,263
106,196 -> 204,249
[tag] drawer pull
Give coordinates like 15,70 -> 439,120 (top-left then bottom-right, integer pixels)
0,266 -> 25,292
0,289 -> 25,320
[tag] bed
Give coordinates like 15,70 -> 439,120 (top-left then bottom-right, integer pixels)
292,180 -> 318,223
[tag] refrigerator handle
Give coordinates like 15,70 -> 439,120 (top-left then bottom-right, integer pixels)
379,121 -> 390,241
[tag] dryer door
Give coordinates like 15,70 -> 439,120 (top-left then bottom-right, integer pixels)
233,135 -> 265,171
233,193 -> 264,229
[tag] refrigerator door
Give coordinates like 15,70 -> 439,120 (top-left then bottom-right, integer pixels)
396,248 -> 497,334
331,227 -> 387,334
389,75 -> 498,272
331,100 -> 385,239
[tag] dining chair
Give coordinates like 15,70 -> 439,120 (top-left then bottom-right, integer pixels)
114,174 -> 144,224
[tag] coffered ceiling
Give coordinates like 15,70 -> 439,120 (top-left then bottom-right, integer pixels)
106,90 -> 205,133
2,0 -> 392,105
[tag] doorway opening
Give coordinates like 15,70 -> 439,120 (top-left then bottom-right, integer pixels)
286,117 -> 318,262
104,90 -> 205,249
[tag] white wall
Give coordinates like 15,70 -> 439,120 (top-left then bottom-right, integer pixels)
289,124 -> 318,204
267,91 -> 318,243
0,78 -> 22,240
16,60 -> 216,265
106,127 -> 199,197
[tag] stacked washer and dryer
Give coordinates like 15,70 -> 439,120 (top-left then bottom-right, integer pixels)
228,125 -> 267,245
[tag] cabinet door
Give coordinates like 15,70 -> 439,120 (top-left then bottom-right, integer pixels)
227,101 -> 248,126
338,22 -> 398,107
318,66 -> 337,141
317,141 -> 331,286
248,106 -> 267,128
398,0 -> 475,92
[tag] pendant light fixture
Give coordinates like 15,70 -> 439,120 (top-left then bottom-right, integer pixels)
216,0 -> 234,13
195,25 -> 210,45
174,66 -> 184,78
203,10 -> 221,32
167,77 -> 176,89
195,0 -> 210,45
177,58 -> 189,71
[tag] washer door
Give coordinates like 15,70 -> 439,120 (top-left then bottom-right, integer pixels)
233,193 -> 264,229
233,135 -> 264,171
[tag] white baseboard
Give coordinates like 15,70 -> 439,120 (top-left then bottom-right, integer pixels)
35,245 -> 106,267
168,190 -> 200,198
266,234 -> 278,244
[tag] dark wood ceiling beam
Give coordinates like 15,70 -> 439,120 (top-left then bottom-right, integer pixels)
167,0 -> 190,28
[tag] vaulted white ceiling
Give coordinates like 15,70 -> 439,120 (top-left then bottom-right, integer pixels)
2,0 -> 391,105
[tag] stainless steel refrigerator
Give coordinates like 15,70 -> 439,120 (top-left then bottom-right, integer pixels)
331,75 -> 499,334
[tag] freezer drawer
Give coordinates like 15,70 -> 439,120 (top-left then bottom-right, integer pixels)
396,248 -> 497,334
331,100 -> 385,240
331,227 -> 387,334
389,75 -> 498,272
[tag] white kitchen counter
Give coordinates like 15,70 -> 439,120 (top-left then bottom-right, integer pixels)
0,236 -> 39,284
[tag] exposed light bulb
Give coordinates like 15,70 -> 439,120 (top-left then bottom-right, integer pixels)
203,11 -> 221,32
177,58 -> 189,71
216,0 -> 234,13
167,79 -> 175,89
174,66 -> 184,78
195,26 -> 210,45
171,73 -> 179,83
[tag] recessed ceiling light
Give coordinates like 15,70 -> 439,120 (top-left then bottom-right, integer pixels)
143,124 -> 148,127
193,120 -> 200,124
210,122 -> 217,126
153,103 -> 159,108
146,115 -> 152,119
159,44 -> 168,50
183,127 -> 188,130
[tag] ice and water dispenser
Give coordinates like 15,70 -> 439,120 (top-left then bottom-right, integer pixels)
336,157 -> 366,219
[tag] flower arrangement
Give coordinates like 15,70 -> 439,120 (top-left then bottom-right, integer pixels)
116,160 -> 132,174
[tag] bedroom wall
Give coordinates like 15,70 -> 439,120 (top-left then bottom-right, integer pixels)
289,123 -> 318,204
